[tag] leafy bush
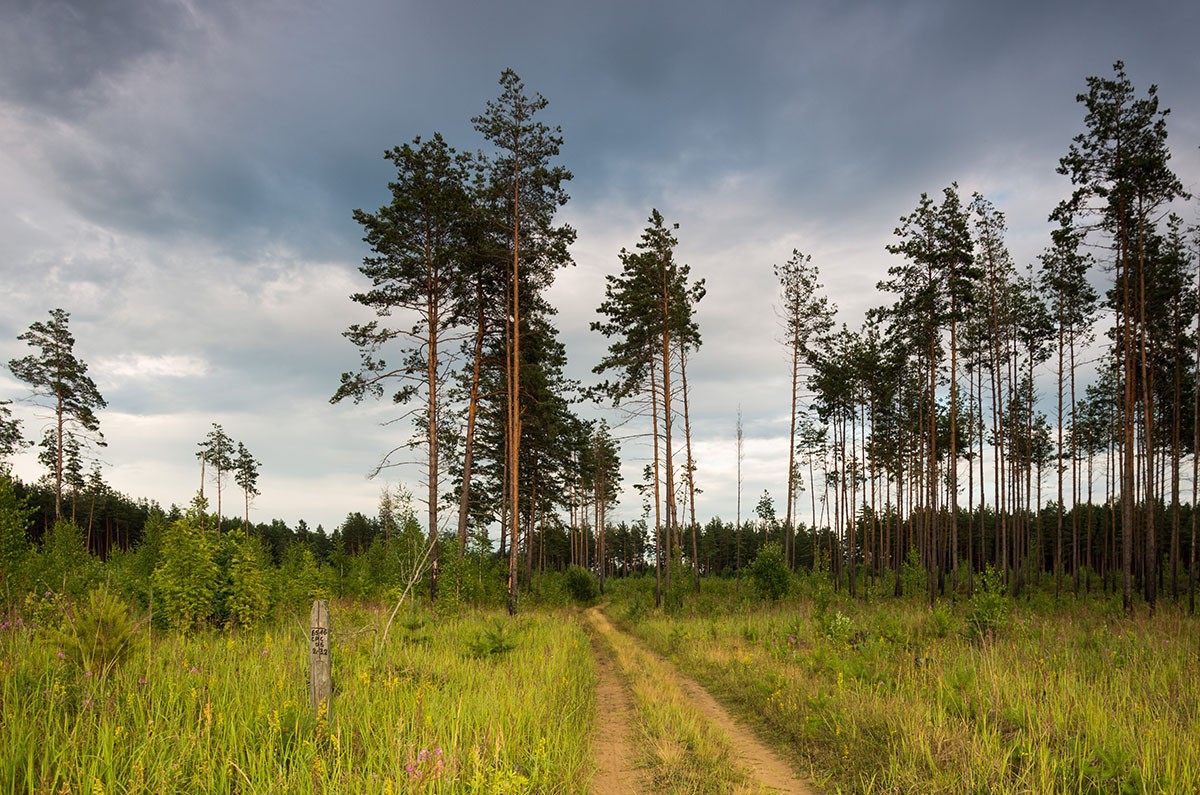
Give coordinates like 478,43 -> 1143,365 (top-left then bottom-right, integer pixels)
224,536 -> 272,629
49,588 -> 140,677
926,602 -> 956,638
276,543 -> 329,613
816,609 -> 856,645
900,546 -> 927,598
965,565 -> 1010,642
153,512 -> 217,630
31,520 -> 100,598
0,472 -> 33,605
749,542 -> 790,601
564,565 -> 599,605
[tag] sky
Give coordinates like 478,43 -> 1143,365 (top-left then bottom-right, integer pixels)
2,0 -> 1198,537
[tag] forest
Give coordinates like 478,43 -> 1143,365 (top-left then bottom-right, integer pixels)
1,62 -> 1199,794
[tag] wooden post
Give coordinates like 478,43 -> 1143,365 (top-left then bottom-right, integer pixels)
309,599 -> 331,714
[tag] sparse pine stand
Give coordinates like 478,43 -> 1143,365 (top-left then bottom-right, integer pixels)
309,600 -> 331,714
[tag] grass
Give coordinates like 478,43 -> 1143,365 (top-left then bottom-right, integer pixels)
1,600 -> 595,794
610,576 -> 1200,794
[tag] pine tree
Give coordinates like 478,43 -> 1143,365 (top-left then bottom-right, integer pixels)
0,402 -> 27,462
335,133 -> 473,600
233,441 -> 260,538
1055,61 -> 1187,612
775,249 -> 835,570
471,69 -> 574,614
8,309 -> 106,521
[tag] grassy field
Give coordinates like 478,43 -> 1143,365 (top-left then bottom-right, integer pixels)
5,574 -> 1198,795
1,599 -> 594,794
609,575 -> 1200,795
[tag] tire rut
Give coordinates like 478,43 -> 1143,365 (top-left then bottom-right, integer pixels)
585,611 -> 647,794
585,607 -> 817,795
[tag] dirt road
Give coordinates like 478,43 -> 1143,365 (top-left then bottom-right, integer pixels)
584,607 -> 816,795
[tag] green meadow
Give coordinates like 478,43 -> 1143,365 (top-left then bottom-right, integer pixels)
1,601 -> 593,795
609,575 -> 1200,795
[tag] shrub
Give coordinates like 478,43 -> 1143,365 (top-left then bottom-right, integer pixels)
816,609 -> 856,645
900,546 -> 927,598
564,565 -> 600,605
153,512 -> 217,630
466,618 -> 517,659
926,602 -> 956,638
32,520 -> 100,598
749,542 -> 790,601
224,536 -> 272,629
49,587 -> 140,677
0,471 -> 33,605
965,565 -> 1010,642
276,543 -> 329,613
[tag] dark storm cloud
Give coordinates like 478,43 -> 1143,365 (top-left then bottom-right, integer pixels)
0,0 -> 204,114
3,0 -> 1198,530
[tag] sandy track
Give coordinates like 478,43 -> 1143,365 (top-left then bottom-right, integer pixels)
585,612 -> 646,794
584,607 -> 816,795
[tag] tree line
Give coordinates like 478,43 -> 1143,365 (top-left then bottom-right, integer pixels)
772,62 -> 1197,612
320,62 -> 1200,614
4,63 -> 1198,619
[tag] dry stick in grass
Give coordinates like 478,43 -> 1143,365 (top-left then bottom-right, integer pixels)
378,537 -> 434,654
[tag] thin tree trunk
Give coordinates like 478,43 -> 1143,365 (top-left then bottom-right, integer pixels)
650,349 -> 663,608
456,303 -> 487,554
506,146 -> 522,617
679,341 -> 700,592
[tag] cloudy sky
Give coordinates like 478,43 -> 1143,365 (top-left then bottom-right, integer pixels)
2,0 -> 1198,536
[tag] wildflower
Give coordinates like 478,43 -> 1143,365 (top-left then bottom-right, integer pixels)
138,677 -> 148,686
44,591 -> 52,598
260,648 -> 269,657
189,666 -> 199,674
1,621 -> 10,630
56,650 -> 66,659
85,670 -> 93,678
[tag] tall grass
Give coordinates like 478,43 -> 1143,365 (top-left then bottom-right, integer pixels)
1,600 -> 594,794
611,578 -> 1200,794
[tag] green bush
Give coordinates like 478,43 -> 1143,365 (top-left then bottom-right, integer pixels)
32,520 -> 99,598
49,587 -> 140,678
816,608 -> 856,645
900,546 -> 927,598
276,543 -> 329,614
749,542 -> 790,601
926,602 -> 956,638
564,565 -> 599,605
965,565 -> 1010,642
0,471 -> 33,606
224,536 -> 272,629
466,618 -> 517,659
153,511 -> 217,630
